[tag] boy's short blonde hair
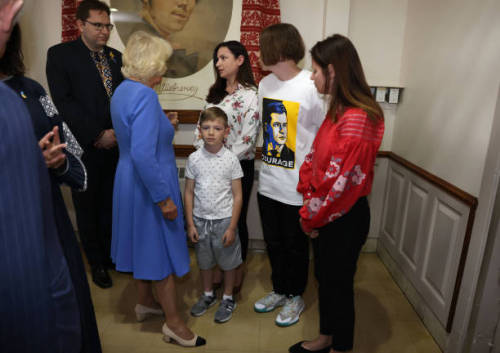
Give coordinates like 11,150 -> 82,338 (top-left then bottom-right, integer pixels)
121,31 -> 173,82
199,107 -> 228,128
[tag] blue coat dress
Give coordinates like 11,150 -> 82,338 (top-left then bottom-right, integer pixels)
110,79 -> 190,280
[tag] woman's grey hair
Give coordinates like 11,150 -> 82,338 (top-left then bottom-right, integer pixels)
121,30 -> 173,82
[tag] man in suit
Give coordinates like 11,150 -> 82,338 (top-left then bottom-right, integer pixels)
0,1 -> 81,351
47,0 -> 124,288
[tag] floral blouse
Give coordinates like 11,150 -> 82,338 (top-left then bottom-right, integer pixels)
194,84 -> 260,160
297,107 -> 384,233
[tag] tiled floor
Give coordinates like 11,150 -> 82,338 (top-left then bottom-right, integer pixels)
89,251 -> 442,353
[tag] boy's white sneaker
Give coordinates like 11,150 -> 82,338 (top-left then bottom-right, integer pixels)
275,295 -> 304,327
254,291 -> 286,313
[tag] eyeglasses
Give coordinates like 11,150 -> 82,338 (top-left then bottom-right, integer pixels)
85,20 -> 114,31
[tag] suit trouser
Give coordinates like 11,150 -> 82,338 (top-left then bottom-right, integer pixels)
313,196 -> 370,352
238,159 -> 255,262
257,193 -> 309,296
72,147 -> 117,268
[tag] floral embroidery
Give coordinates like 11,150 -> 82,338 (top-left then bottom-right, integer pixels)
62,122 -> 83,158
308,197 -> 323,213
325,157 -> 341,180
333,175 -> 347,192
39,95 -> 59,117
351,165 -> 366,185
328,212 -> 344,222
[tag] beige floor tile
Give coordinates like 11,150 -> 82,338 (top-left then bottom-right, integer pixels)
90,251 -> 441,353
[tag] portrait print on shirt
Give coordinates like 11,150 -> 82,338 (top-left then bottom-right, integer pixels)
261,98 -> 299,169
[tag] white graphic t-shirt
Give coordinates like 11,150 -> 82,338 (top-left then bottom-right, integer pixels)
258,70 -> 325,206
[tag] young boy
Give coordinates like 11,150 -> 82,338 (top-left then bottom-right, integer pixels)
254,23 -> 325,327
184,107 -> 244,323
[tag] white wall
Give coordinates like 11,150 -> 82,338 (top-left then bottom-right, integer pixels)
348,0 -> 408,87
19,0 -> 61,91
391,0 -> 500,196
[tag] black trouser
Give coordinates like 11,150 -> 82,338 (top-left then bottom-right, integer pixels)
238,159 -> 254,262
312,197 -> 370,352
257,193 -> 309,296
72,147 -> 117,268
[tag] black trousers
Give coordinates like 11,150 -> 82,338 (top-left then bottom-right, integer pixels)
238,159 -> 254,262
257,193 -> 309,296
72,147 -> 117,268
312,197 -> 370,352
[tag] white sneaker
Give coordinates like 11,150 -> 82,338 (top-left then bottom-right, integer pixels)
275,296 -> 304,327
254,291 -> 286,313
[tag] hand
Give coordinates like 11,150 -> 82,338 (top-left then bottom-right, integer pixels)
187,225 -> 199,243
166,111 -> 179,130
94,129 -> 117,149
299,218 -> 319,238
158,198 -> 177,220
222,227 -> 236,247
308,229 -> 319,239
39,126 -> 67,169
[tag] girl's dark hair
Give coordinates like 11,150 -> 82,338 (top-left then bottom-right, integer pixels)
0,24 -> 25,76
311,34 -> 383,122
206,41 -> 256,104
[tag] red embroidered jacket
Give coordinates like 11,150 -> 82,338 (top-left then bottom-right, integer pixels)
297,108 -> 384,233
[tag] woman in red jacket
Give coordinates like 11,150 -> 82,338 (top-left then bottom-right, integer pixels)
290,34 -> 385,353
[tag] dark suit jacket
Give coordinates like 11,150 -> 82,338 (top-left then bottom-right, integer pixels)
0,82 -> 80,353
46,37 -> 123,149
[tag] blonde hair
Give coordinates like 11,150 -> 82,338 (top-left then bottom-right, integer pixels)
121,31 -> 173,82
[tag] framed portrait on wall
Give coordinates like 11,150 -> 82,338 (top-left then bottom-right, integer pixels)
109,0 -> 238,110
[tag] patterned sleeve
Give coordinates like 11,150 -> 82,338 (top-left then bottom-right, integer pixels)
39,89 -> 87,191
231,91 -> 260,160
297,148 -> 314,199
299,141 -> 374,233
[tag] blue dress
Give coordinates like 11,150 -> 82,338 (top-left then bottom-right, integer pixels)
110,79 -> 190,280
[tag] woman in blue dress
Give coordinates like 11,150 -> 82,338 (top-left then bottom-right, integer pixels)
111,31 -> 205,347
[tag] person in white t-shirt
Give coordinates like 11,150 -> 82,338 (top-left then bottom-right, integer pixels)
254,23 -> 325,328
184,106 -> 243,324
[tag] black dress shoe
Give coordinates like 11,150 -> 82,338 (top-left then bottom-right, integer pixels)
105,261 -> 116,270
92,266 -> 112,288
289,341 -> 331,353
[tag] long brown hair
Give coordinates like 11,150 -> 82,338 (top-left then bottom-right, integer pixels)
310,34 -> 383,122
206,41 -> 256,104
0,24 -> 25,76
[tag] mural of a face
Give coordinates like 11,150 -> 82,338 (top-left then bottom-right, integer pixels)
144,0 -> 196,37
112,0 -> 233,79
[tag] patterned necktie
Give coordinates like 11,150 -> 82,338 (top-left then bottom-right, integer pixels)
91,50 -> 113,98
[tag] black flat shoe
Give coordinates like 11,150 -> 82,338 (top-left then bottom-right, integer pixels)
92,266 -> 112,289
289,341 -> 331,353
